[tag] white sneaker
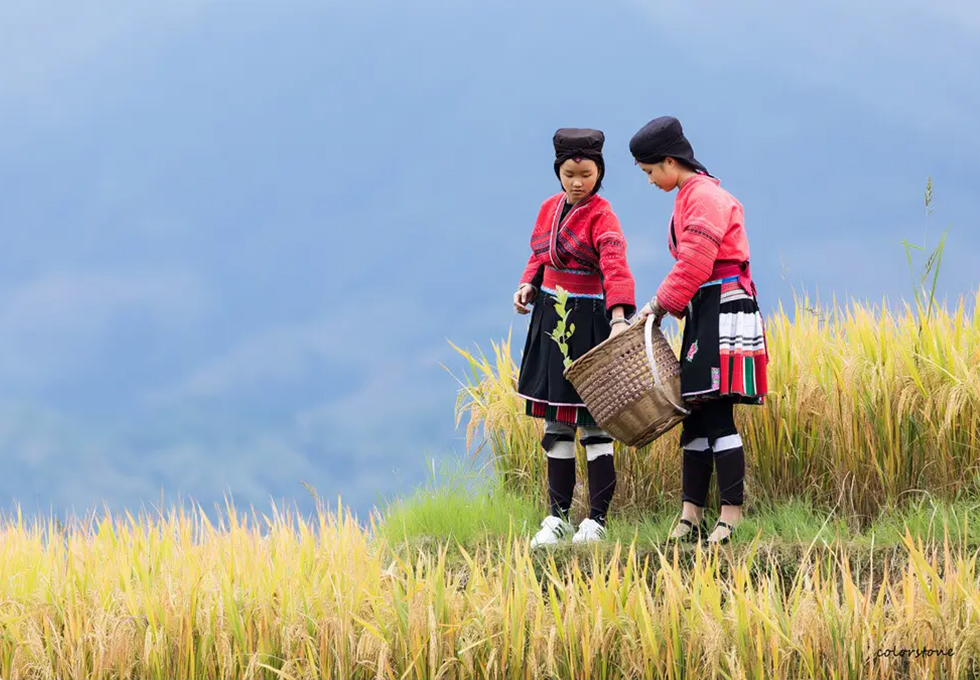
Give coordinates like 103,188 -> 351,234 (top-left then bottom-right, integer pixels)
572,518 -> 606,544
530,515 -> 572,548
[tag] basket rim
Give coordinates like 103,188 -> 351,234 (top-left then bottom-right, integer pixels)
563,319 -> 672,379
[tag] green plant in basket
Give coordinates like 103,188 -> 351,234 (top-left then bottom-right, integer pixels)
549,285 -> 575,370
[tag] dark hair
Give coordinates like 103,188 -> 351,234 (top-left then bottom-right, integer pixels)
674,157 -> 701,173
639,156 -> 702,175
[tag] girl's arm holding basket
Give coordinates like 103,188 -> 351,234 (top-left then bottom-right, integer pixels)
592,208 -> 636,337
654,184 -> 727,318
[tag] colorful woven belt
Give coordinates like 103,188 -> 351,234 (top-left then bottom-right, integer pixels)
542,266 -> 604,298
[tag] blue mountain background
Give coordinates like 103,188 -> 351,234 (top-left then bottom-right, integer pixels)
1,0 -> 977,522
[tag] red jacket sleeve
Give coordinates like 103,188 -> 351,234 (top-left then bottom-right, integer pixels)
520,254 -> 544,289
655,185 -> 729,316
519,199 -> 551,288
592,208 -> 636,318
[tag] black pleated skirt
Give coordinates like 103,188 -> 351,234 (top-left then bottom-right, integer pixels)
517,290 -> 611,426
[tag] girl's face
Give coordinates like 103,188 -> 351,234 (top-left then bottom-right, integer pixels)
638,159 -> 679,192
559,158 -> 599,204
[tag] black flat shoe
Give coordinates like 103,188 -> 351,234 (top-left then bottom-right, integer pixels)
704,520 -> 736,546
669,517 -> 707,543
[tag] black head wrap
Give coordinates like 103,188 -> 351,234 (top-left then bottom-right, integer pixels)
628,116 -> 710,176
553,128 -> 605,194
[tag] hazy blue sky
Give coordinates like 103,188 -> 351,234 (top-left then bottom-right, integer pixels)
2,0 -> 978,523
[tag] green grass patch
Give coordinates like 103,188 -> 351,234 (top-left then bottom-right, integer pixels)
373,456 -> 541,549
378,472 -> 980,559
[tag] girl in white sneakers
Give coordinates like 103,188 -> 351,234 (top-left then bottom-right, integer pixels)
513,128 -> 637,547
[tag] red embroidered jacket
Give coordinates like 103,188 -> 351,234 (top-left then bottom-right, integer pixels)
656,175 -> 751,317
520,193 -> 636,317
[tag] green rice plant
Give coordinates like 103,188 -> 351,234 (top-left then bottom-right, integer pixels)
902,177 -> 949,327
447,332 -> 546,501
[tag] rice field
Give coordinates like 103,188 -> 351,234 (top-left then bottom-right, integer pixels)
4,292 -> 980,678
451,290 -> 980,522
2,497 -> 980,680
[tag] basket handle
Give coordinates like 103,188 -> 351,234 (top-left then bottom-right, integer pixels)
644,315 -> 691,415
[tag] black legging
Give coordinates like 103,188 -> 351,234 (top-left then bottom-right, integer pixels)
679,398 -> 745,507
543,425 -> 617,526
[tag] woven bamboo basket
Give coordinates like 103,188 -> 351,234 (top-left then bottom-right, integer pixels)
564,315 -> 690,448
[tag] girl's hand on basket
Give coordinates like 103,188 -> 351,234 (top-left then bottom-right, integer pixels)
636,297 -> 666,325
609,321 -> 628,339
513,284 -> 537,314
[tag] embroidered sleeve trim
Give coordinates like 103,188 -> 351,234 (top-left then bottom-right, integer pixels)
684,226 -> 722,247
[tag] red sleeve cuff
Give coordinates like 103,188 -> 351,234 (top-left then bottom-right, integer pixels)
656,281 -> 687,317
